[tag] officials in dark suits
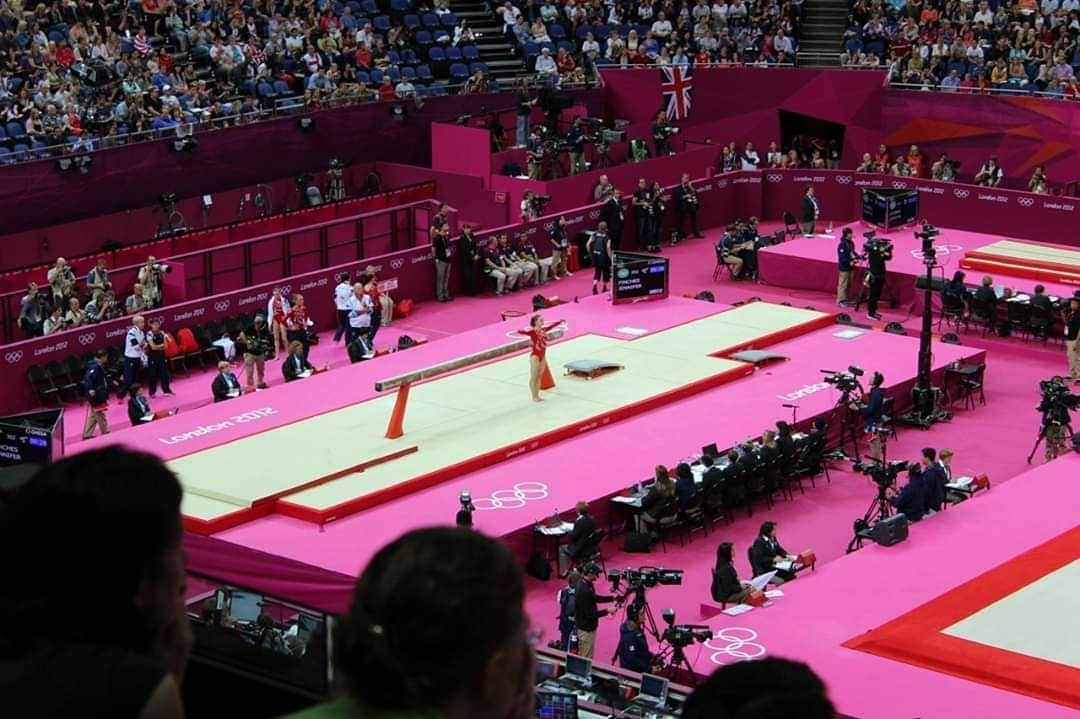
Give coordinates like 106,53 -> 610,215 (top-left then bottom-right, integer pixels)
559,501 -> 597,575
458,224 -> 482,296
82,349 -> 110,440
601,189 -> 625,250
711,541 -> 752,604
673,173 -> 701,241
700,454 -> 724,498
890,465 -> 927,522
800,185 -> 820,235
920,447 -> 948,515
127,385 -> 155,425
749,521 -> 797,583
282,340 -> 315,382
211,360 -> 243,402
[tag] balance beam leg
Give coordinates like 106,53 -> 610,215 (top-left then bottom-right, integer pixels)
385,382 -> 411,439
540,364 -> 556,390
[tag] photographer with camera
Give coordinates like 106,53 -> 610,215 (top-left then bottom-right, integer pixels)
651,110 -> 677,156
138,256 -> 169,307
548,216 -> 572,280
85,258 -> 112,304
566,116 -> 587,175
674,172 -> 702,242
1036,377 -> 1078,462
575,562 -> 617,659
47,257 -> 76,308
238,314 -> 274,390
974,155 -> 1003,187
863,233 -> 893,321
837,227 -> 858,306
650,180 -> 670,249
526,125 -> 545,180
614,607 -> 654,674
18,282 -> 46,338
632,178 -> 655,252
932,152 -> 957,182
850,371 -> 887,461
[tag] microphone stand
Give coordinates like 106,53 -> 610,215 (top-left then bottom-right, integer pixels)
781,403 -> 799,425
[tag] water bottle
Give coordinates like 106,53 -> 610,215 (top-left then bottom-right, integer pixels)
826,221 -> 834,235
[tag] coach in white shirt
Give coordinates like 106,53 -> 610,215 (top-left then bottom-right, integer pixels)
346,282 -> 375,355
741,142 -> 761,170
117,315 -> 147,399
332,272 -> 353,342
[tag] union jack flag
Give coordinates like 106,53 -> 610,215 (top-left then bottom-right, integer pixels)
660,66 -> 694,121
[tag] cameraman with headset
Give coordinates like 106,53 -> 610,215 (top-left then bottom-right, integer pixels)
850,371 -> 887,461
651,110 -> 676,156
863,235 -> 893,321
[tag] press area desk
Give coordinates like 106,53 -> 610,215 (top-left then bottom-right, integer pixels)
534,648 -> 692,719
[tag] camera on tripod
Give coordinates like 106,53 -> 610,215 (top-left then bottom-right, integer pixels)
822,365 -> 864,393
852,458 -> 910,488
862,232 -> 894,260
607,567 -> 683,591
531,194 -> 553,211
915,222 -> 939,264
659,609 -> 711,648
655,125 -> 680,137
1037,377 -> 1079,420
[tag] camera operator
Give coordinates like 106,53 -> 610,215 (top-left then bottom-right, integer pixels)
888,463 -> 926,522
651,110 -> 676,156
1065,296 -> 1080,382
548,216 -> 572,279
238,314 -> 274,390
1038,377 -> 1078,461
526,125 -> 545,180
574,562 -> 617,659
18,282 -> 46,338
837,227 -> 858,306
138,256 -> 167,307
565,116 -> 587,176
593,174 -> 614,202
85,258 -> 112,304
864,235 -> 893,321
614,607 -> 654,674
674,172 -> 702,241
850,371 -> 887,461
974,155 -> 1003,187
601,188 -> 625,250
632,177 -> 655,252
650,180 -> 670,249
47,257 -> 76,308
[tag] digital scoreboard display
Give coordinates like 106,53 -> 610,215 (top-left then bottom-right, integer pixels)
612,252 -> 669,305
0,409 -> 64,468
862,189 -> 918,231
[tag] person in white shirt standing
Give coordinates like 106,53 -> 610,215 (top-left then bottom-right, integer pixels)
116,315 -> 147,400
346,282 -> 376,360
740,141 -> 761,170
332,271 -> 354,342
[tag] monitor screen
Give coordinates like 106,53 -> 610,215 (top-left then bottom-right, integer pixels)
612,251 -> 670,305
535,691 -> 579,719
639,673 -> 669,702
564,654 -> 592,680
230,591 -> 263,623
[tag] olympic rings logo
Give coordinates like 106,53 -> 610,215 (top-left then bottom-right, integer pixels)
1018,196 -> 1034,207
213,301 -> 231,312
835,175 -> 853,185
471,482 -> 549,510
891,181 -> 908,189
588,210 -> 601,220
5,350 -> 24,364
704,627 -> 767,664
953,189 -> 970,199
390,258 -> 405,270
280,285 -> 293,296
766,174 -> 783,183
715,179 -> 728,189
910,243 -> 963,260
78,332 -> 96,345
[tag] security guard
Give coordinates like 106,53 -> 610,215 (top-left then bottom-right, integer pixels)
615,607 -> 653,673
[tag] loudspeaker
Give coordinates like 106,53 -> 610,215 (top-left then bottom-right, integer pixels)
870,514 -> 909,547
915,276 -> 945,292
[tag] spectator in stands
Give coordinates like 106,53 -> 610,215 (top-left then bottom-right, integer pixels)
85,258 -> 112,303
1029,165 -> 1050,194
18,282 -> 45,338
855,152 -> 875,172
890,154 -> 912,177
535,48 -> 558,82
974,156 -> 1004,187
0,448 -> 190,719
741,141 -> 761,170
126,283 -> 150,315
394,77 -> 416,100
594,175 -> 614,202
284,528 -> 533,719
212,360 -> 243,402
682,658 -> 836,719
766,141 -> 783,168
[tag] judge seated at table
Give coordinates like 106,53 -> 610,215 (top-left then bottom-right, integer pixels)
127,384 -> 155,425
212,360 -> 243,402
282,340 -> 315,382
888,463 -> 926,522
749,521 -> 798,584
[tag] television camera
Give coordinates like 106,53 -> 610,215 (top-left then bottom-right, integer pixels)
914,222 -> 940,265
651,609 -> 711,683
847,458 -> 911,553
822,365 -> 865,394
653,125 -> 680,139
1026,377 -> 1079,462
455,490 -> 476,527
821,366 -> 867,462
862,230 -> 894,261
608,567 -> 683,643
852,458 -> 910,489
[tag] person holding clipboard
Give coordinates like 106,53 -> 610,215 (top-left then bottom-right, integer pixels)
127,384 -> 178,425
211,361 -> 243,402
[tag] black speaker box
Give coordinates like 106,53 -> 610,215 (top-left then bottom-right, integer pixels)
870,514 -> 909,547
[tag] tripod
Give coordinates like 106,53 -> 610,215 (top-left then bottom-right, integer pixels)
652,638 -> 697,685
825,390 -> 862,462
1026,420 -> 1074,464
846,480 -> 894,553
326,168 -> 346,202
593,142 -> 614,169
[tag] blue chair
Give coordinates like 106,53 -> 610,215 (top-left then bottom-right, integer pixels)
401,66 -> 416,80
31,140 -> 47,158
557,40 -> 573,54
240,79 -> 255,96
421,12 -> 439,28
388,49 -> 401,65
390,0 -> 410,13
446,46 -> 462,62
8,76 -> 23,93
12,143 -> 29,161
462,45 -> 480,62
416,64 -> 433,80
370,69 -> 384,84
401,48 -> 418,64
273,79 -> 291,95
403,13 -> 420,29
428,46 -> 445,62
0,126 -> 6,144
413,82 -> 427,96
433,29 -> 449,43
48,29 -> 66,43
356,70 -> 371,84
431,81 -> 448,96
449,62 -> 469,82
575,24 -> 592,39
120,39 -> 134,54
347,0 -> 362,12
440,12 -> 457,26
361,0 -> 378,14
6,121 -> 26,142
416,30 -> 433,47
0,148 -> 12,164
470,62 -> 488,75
373,15 -> 391,31
539,41 -> 555,54
387,67 -> 401,82
257,81 -> 276,98
549,24 -> 566,41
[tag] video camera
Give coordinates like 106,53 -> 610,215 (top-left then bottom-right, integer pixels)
915,222 -> 940,264
530,194 -> 553,210
659,609 -> 711,648
328,157 -> 345,170
607,567 -> 683,592
852,458 -> 910,488
654,125 -> 680,138
862,231 -> 894,260
1038,377 -> 1079,424
822,365 -> 865,394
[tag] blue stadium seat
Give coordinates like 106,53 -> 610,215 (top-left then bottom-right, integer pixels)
347,0 -> 362,12
361,0 -> 378,14
48,30 -> 66,43
431,81 -> 448,96
356,70 -> 371,84
273,79 -> 291,95
449,62 -> 469,82
433,29 -> 449,43
401,66 -> 416,80
387,67 -> 401,82
440,12 -> 457,26
415,30 -> 433,47
390,0 -> 410,13
421,13 -> 439,28
388,49 -> 401,65
370,69 -> 384,84
240,79 -> 255,96
0,126 -> 6,143
549,24 -> 566,41
6,121 -> 26,142
31,140 -> 46,157
416,64 -> 433,80
12,143 -> 29,161
575,24 -> 592,39
462,45 -> 480,62
557,40 -> 573,53
539,41 -> 555,54
445,46 -> 462,61
403,13 -> 420,29
373,15 -> 391,31
0,147 -> 11,164
401,48 -> 418,64
469,62 -> 488,75
413,82 -> 427,96
427,46 -> 445,62
257,81 -> 276,98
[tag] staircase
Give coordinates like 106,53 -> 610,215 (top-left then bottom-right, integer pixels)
450,0 -> 524,84
797,0 -> 850,67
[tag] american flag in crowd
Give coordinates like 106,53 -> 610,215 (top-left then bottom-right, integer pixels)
660,66 -> 694,121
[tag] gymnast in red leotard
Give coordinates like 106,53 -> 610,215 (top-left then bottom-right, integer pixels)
517,314 -> 565,401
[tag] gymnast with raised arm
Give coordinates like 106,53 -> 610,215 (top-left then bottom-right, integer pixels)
518,314 -> 565,402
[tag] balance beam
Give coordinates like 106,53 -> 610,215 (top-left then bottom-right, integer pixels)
375,327 -> 566,439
